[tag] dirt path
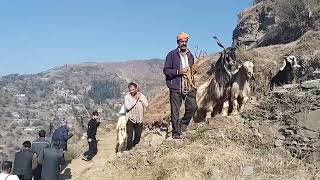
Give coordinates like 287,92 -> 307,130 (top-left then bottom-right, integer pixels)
61,130 -> 117,180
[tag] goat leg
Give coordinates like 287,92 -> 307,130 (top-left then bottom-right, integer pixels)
221,100 -> 229,117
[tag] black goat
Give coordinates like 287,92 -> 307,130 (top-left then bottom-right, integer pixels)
270,55 -> 300,90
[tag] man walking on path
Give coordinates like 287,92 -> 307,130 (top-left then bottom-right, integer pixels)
0,161 -> 20,180
38,141 -> 65,180
51,121 -> 73,151
13,141 -> 37,180
81,111 -> 101,161
32,130 -> 50,180
163,32 -> 198,139
124,82 -> 148,150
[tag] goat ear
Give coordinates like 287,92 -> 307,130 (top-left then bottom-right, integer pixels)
279,59 -> 286,71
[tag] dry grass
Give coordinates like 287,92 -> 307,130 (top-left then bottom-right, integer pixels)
105,117 -> 320,179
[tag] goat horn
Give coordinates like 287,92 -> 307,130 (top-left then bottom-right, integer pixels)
213,36 -> 226,50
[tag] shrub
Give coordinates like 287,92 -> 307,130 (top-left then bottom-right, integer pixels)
88,80 -> 122,104
274,0 -> 312,41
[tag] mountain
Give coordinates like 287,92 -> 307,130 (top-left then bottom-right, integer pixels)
0,59 -> 165,161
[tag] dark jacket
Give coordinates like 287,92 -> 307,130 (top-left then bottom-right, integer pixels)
13,149 -> 34,179
87,119 -> 100,140
52,126 -> 73,151
163,48 -> 195,92
52,127 -> 69,142
32,137 -> 50,156
38,146 -> 65,180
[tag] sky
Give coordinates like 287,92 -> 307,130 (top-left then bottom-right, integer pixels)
0,0 -> 252,76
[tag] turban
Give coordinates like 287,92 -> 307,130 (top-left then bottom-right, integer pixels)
176,32 -> 189,40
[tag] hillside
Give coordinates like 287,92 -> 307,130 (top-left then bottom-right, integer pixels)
64,1 -> 320,179
0,59 -> 164,161
65,30 -> 320,180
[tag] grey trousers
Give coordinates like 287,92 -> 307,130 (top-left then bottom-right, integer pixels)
170,90 -> 198,136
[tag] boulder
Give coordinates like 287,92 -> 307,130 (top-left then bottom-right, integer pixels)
301,79 -> 320,90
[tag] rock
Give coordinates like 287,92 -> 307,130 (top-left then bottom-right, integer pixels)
296,110 -> 320,132
313,70 -> 320,79
281,129 -> 294,135
297,129 -> 319,139
311,151 -> 320,162
258,124 -> 278,137
233,1 -> 275,47
272,88 -> 290,98
162,139 -> 184,148
313,141 -> 320,148
276,134 -> 286,140
242,165 -> 254,176
274,147 -> 292,158
301,79 -> 320,90
274,139 -> 283,147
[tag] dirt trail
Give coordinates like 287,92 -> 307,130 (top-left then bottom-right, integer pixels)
61,130 -> 117,180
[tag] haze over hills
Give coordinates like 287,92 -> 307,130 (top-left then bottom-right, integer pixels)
0,59 -> 165,161
1,0 -> 320,179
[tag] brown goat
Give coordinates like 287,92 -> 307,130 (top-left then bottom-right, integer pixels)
194,48 -> 235,122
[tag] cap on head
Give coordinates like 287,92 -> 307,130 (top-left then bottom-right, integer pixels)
176,32 -> 189,41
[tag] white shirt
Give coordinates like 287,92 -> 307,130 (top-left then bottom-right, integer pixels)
0,173 -> 20,180
179,52 -> 189,68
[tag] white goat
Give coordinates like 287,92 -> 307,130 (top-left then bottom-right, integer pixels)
230,61 -> 254,114
115,106 -> 127,153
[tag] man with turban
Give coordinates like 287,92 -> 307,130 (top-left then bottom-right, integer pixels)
163,32 -> 198,139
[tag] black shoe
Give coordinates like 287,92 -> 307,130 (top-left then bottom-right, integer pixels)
172,135 -> 181,139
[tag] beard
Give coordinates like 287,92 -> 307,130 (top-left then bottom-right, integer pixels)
179,45 -> 187,52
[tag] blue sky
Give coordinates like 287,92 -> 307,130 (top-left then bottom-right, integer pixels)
0,0 -> 252,76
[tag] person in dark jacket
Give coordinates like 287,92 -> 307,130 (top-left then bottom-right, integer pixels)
38,141 -> 65,180
163,32 -> 198,139
13,141 -> 37,180
81,111 -> 100,161
31,130 -> 50,180
51,121 -> 73,151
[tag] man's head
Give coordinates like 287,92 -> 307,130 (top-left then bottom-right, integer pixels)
176,32 -> 189,51
1,161 -> 13,173
39,130 -> 46,138
23,141 -> 31,149
92,111 -> 99,119
61,120 -> 71,129
128,82 -> 138,96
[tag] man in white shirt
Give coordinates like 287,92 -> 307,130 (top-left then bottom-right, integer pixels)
124,82 -> 149,150
0,161 -> 20,180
